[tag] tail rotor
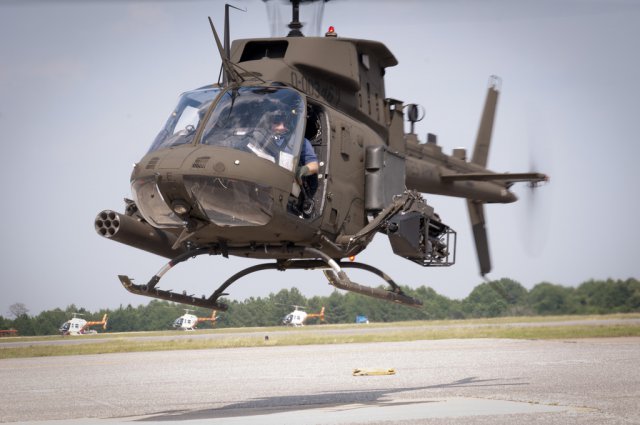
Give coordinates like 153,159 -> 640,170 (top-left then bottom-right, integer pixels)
519,109 -> 553,257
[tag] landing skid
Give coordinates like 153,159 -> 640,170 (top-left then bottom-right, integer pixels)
118,246 -> 423,311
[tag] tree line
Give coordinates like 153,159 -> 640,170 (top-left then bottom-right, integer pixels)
1,277 -> 638,336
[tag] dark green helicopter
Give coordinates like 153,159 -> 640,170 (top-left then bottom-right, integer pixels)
95,0 -> 547,311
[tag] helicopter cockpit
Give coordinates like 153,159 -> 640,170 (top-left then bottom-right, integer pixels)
148,85 -> 306,172
132,85 -> 313,229
201,86 -> 306,171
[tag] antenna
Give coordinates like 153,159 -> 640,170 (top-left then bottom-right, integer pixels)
210,12 -> 264,86
209,16 -> 241,85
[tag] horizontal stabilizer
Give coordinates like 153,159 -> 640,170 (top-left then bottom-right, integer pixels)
442,172 -> 548,185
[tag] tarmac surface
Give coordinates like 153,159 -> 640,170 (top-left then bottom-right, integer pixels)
1,336 -> 639,424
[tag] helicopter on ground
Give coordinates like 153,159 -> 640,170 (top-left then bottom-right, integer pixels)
95,1 -> 547,311
172,309 -> 218,331
282,305 -> 325,326
59,313 -> 108,336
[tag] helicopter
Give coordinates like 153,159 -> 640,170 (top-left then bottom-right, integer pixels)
94,0 -> 548,311
59,313 -> 108,336
282,305 -> 325,326
173,309 -> 218,331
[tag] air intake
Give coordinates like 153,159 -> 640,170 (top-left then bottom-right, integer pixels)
146,157 -> 160,170
192,156 -> 210,169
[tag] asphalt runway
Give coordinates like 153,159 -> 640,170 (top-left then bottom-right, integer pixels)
1,337 -> 639,424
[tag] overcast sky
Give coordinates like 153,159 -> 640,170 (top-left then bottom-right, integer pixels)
0,0 -> 638,317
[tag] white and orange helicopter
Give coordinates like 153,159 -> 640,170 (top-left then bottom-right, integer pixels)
282,306 -> 326,327
172,309 -> 218,331
59,313 -> 108,336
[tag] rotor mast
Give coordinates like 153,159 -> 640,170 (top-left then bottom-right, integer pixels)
287,0 -> 304,37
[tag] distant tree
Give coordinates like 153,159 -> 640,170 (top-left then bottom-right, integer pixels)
460,278 -> 528,318
241,297 -> 273,327
8,303 -> 28,319
12,313 -> 35,336
415,286 -> 460,319
325,290 -> 348,323
6,277 -> 637,334
575,278 -> 640,313
463,284 -> 504,317
462,279 -> 525,318
528,282 -> 575,315
0,315 -> 12,330
626,278 -> 640,311
33,309 -> 68,335
272,288 -> 307,310
108,304 -> 140,332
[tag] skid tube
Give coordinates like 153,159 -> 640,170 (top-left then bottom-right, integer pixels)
118,245 -> 423,310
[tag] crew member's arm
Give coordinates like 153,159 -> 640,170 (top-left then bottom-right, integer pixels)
296,139 -> 319,182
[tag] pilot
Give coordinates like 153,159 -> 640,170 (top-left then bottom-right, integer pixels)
271,112 -> 319,217
270,112 -> 319,179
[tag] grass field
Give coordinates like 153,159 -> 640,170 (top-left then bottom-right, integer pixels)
1,313 -> 639,359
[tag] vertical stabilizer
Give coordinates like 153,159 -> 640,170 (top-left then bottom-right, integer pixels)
467,200 -> 491,275
471,76 -> 501,167
467,76 -> 501,276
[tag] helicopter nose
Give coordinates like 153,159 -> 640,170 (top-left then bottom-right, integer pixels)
130,147 -> 298,228
182,175 -> 275,226
131,174 -> 275,228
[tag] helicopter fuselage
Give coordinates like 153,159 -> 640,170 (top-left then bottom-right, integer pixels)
95,24 -> 545,311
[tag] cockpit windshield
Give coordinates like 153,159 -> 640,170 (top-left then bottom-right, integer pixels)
201,86 -> 306,171
147,86 -> 220,154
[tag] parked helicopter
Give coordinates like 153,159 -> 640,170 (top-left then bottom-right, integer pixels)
95,0 -> 547,311
59,313 -> 108,336
282,305 -> 325,326
173,309 -> 218,331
